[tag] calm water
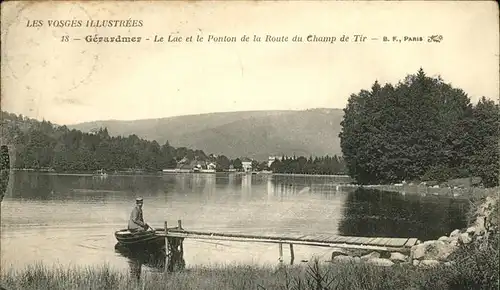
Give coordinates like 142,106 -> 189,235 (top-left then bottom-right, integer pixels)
1,172 -> 469,272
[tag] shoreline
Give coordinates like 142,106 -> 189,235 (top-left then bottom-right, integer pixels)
355,183 -> 499,199
11,169 -> 352,178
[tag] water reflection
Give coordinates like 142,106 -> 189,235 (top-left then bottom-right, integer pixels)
337,188 -> 470,241
2,172 -> 472,270
114,243 -> 166,279
241,174 -> 252,199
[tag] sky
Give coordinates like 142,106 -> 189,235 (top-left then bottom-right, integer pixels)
1,1 -> 498,125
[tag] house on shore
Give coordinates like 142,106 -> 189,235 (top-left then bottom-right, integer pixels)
162,158 -> 217,173
241,157 -> 253,173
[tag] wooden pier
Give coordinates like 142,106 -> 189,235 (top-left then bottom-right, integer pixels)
158,220 -> 419,272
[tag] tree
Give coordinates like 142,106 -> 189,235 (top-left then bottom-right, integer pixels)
468,97 -> 500,187
233,158 -> 242,170
339,69 -> 497,186
251,160 -> 260,171
0,111 -> 225,174
216,155 -> 230,171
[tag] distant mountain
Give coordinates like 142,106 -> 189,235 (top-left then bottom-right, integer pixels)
70,109 -> 344,160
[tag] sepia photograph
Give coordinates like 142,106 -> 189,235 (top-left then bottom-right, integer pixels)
1,1 -> 499,289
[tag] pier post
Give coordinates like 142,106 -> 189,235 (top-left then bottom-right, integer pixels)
177,220 -> 184,257
278,243 -> 283,263
289,244 -> 295,265
165,220 -> 185,272
164,221 -> 168,273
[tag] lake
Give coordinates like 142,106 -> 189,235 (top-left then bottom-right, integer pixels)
1,172 -> 470,273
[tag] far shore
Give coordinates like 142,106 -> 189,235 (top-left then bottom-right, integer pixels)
11,168 -> 351,178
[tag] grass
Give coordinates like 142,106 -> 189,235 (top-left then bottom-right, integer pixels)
2,239 -> 498,290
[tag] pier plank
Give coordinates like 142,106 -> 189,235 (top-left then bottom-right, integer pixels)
328,236 -> 343,243
404,238 -> 419,247
355,237 -> 373,245
300,235 -> 320,241
324,235 -> 339,242
310,234 -> 329,243
344,237 -> 359,244
386,238 -> 409,247
377,238 -> 392,246
335,236 -> 352,243
368,237 -> 384,245
287,233 -> 307,240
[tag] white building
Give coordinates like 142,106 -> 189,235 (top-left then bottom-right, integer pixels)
242,161 -> 252,172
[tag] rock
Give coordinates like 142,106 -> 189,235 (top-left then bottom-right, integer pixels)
331,248 -> 349,259
429,240 -> 456,261
448,234 -> 459,242
361,251 -> 380,260
333,255 -> 355,263
444,261 -> 455,267
390,252 -> 407,262
475,217 -> 486,235
353,257 -> 361,263
438,236 -> 449,242
412,240 -> 456,261
459,233 -> 472,244
419,259 -> 440,268
413,260 -> 420,266
423,240 -> 438,246
466,226 -> 476,234
412,244 -> 426,260
366,258 -> 394,267
449,240 -> 458,247
450,229 -> 460,238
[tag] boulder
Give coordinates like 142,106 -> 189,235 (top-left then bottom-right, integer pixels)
411,244 -> 426,260
412,260 -> 420,266
466,226 -> 476,234
331,248 -> 349,259
438,236 -> 449,242
361,251 -> 380,261
389,252 -> 407,262
474,217 -> 486,235
365,258 -> 394,267
412,240 -> 456,261
423,240 -> 438,246
459,233 -> 472,244
333,255 -> 355,263
450,229 -> 461,238
419,259 -> 440,268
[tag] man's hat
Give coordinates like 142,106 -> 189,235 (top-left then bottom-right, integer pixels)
136,197 -> 143,203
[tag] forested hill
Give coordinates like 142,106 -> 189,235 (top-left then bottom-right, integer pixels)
70,109 -> 344,160
0,112 -> 208,172
0,111 -> 346,174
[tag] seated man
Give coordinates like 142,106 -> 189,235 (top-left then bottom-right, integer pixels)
128,197 -> 150,232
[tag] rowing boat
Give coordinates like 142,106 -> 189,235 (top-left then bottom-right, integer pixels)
114,228 -> 165,246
